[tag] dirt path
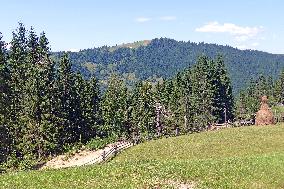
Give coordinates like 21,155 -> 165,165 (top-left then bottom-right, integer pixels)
41,141 -> 131,170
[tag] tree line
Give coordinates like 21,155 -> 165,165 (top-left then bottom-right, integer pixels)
0,24 -> 101,169
53,38 -> 284,94
2,24 -> 282,171
235,72 -> 284,121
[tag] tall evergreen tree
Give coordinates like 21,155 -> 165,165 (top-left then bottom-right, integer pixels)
130,81 -> 156,136
188,55 -> 216,131
101,75 -> 129,137
20,29 -> 59,159
55,53 -> 78,145
7,23 -> 29,165
180,68 -> 192,132
0,33 -> 11,163
275,70 -> 284,105
81,76 -> 101,141
212,55 -> 234,123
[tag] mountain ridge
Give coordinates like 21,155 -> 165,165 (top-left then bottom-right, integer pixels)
53,38 -> 284,93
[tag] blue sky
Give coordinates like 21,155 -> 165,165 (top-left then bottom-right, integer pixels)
1,0 -> 283,53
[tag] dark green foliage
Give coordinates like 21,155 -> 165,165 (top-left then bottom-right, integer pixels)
0,33 -> 11,163
5,23 -> 30,168
86,136 -> 117,151
130,81 -> 156,136
234,72 -> 284,121
154,55 -> 234,133
2,24 -> 274,172
54,38 -> 284,94
56,54 -> 82,145
100,75 -> 129,137
0,24 -> 102,169
78,76 -> 101,142
212,55 -> 234,123
275,70 -> 284,104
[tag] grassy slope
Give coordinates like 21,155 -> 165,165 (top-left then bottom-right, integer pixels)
1,124 -> 284,189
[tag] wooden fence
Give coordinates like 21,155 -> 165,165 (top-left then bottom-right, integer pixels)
82,141 -> 133,166
78,119 -> 266,167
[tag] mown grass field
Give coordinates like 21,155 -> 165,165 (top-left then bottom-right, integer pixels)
1,124 -> 284,188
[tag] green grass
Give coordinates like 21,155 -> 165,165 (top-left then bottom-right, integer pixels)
272,105 -> 284,120
1,124 -> 284,188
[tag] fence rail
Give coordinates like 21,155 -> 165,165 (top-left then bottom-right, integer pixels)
82,141 -> 133,166
71,119 -> 260,168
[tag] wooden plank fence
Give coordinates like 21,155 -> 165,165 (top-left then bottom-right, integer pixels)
82,141 -> 133,166
73,119 -> 260,168
208,120 -> 255,131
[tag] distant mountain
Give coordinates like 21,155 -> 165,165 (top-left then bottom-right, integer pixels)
52,38 -> 284,93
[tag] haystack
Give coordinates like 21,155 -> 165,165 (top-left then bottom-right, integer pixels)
255,96 -> 275,125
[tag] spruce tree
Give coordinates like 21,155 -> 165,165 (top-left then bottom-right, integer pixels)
0,33 -> 11,163
213,55 -> 234,123
180,68 -> 192,133
7,23 -> 29,165
188,55 -> 216,131
275,70 -> 284,105
100,75 -> 129,137
22,29 -> 59,159
82,76 -> 101,141
55,53 -> 77,145
130,81 -> 155,136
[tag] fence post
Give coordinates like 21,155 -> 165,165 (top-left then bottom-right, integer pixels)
102,150 -> 106,162
114,145 -> 118,156
175,127 -> 180,136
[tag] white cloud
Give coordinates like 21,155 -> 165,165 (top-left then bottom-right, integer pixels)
196,21 -> 263,41
136,17 -> 151,23
251,42 -> 259,47
159,16 -> 177,21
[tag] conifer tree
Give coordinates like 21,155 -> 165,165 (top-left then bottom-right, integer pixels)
212,55 -> 234,123
82,76 -> 101,141
0,33 -> 11,163
130,81 -> 155,136
163,72 -> 185,134
275,70 -> 284,105
188,55 -> 216,131
180,68 -> 192,132
56,53 -> 77,145
100,75 -> 129,137
21,29 -> 59,159
7,23 -> 29,164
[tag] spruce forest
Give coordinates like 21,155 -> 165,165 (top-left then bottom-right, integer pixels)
0,23 -> 284,171
55,38 -> 284,94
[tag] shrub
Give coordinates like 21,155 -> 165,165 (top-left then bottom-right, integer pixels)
86,136 -> 118,151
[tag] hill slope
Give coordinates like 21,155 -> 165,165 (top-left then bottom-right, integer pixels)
53,38 -> 284,93
1,124 -> 284,188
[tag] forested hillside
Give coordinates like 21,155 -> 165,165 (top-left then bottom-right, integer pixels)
53,38 -> 284,93
1,24 -> 283,171
0,24 -> 235,170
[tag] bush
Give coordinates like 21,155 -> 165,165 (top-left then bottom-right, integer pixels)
86,136 -> 118,151
62,143 -> 83,159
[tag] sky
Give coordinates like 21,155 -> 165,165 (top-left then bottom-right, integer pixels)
1,0 -> 284,53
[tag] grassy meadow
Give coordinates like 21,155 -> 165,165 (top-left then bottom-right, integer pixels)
1,124 -> 284,188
